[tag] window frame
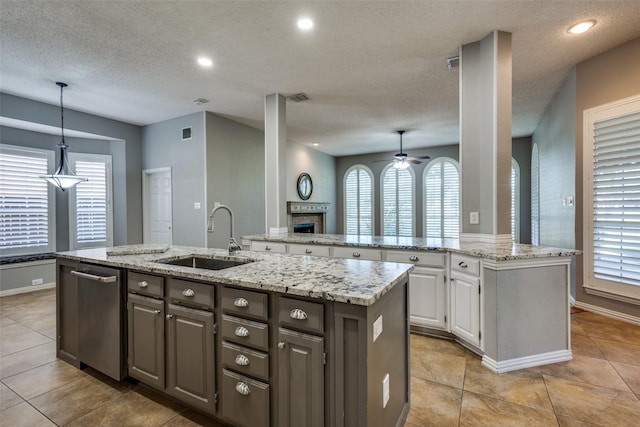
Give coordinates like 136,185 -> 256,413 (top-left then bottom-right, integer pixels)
531,144 -> 540,245
380,163 -> 415,237
423,157 -> 460,239
511,158 -> 520,243
343,164 -> 374,236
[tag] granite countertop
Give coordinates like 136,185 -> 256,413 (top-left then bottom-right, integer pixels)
55,245 -> 412,307
242,233 -> 581,261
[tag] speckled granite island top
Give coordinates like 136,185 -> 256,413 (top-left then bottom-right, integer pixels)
55,245 -> 412,306
243,233 -> 580,261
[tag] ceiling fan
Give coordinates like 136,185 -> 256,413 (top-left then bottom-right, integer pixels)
375,130 -> 430,169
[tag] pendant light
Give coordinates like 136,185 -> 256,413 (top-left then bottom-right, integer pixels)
40,82 -> 88,191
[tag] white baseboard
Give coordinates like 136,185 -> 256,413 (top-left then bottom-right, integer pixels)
482,349 -> 573,373
0,282 -> 56,297
573,301 -> 640,326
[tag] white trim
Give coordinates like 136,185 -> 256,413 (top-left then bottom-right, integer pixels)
573,301 -> 640,326
482,350 -> 573,373
142,167 -> 173,245
459,233 -> 512,245
482,256 -> 572,271
581,286 -> 640,306
0,281 -> 56,297
269,227 -> 288,235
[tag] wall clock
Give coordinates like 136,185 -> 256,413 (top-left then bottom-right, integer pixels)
297,173 -> 313,200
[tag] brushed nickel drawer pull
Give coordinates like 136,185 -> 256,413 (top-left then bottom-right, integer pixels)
235,354 -> 250,366
352,252 -> 361,258
138,280 -> 149,288
235,326 -> 250,337
153,309 -> 160,315
290,308 -> 308,320
458,262 -> 468,268
234,297 -> 249,307
305,249 -> 313,254
166,314 -> 173,319
278,342 -> 286,349
265,246 -> 271,251
235,382 -> 251,395
182,288 -> 195,297
409,255 -> 419,262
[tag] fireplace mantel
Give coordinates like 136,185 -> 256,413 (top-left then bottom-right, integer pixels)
287,201 -> 330,233
287,201 -> 330,214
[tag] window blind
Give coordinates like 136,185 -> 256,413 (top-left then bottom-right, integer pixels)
344,166 -> 373,235
511,159 -> 520,243
592,111 -> 640,287
531,144 -> 540,245
382,166 -> 413,236
425,159 -> 459,239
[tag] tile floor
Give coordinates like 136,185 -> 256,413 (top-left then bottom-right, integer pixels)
1,288 -> 639,426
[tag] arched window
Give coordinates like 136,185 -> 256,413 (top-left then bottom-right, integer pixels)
343,165 -> 374,235
531,144 -> 539,245
381,164 -> 414,236
511,158 -> 520,243
424,158 -> 460,239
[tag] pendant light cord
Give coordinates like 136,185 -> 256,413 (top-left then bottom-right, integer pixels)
56,82 -> 68,148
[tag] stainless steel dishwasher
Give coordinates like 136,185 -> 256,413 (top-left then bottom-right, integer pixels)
71,263 -> 126,381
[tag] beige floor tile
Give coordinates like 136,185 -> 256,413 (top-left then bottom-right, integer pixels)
17,313 -> 57,339
592,337 -> 640,366
463,357 -> 554,413
161,409 -> 228,427
0,322 -> 52,357
611,361 -> 640,395
0,401 -> 55,426
405,376 -> 462,427
541,355 -> 631,392
545,374 -> 640,426
411,347 -> 467,389
459,391 -> 558,427
556,415 -> 601,426
0,381 -> 24,411
570,333 -> 605,359
3,359 -> 87,400
570,320 -> 587,337
410,334 -> 467,357
0,341 -> 57,379
574,313 -> 640,344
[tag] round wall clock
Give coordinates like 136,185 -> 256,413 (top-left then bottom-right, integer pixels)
297,173 -> 313,200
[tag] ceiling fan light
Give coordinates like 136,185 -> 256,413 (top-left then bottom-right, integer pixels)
393,159 -> 410,170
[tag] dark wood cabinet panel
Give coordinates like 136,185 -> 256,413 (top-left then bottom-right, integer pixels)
127,293 -> 165,390
56,260 -> 80,367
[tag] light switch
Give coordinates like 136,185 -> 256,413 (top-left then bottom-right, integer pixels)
373,315 -> 383,341
470,211 -> 479,224
382,374 -> 390,408
194,202 -> 201,209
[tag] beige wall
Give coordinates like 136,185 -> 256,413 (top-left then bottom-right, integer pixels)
575,37 -> 640,316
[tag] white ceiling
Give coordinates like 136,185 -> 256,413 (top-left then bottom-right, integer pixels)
1,1 -> 640,156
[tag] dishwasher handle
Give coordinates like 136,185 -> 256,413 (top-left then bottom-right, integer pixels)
71,270 -> 118,283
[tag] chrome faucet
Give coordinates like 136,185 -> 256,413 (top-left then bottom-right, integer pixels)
207,204 -> 242,255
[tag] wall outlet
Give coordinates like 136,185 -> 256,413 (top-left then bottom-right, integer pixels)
382,374 -> 390,408
470,211 -> 479,224
194,202 -> 201,209
32,278 -> 43,286
373,315 -> 383,342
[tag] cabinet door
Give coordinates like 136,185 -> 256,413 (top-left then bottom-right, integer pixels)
409,267 -> 447,330
277,328 -> 324,427
450,274 -> 481,348
127,293 -> 165,390
56,261 -> 80,367
166,303 -> 216,414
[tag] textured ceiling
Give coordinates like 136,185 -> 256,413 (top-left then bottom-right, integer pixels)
1,1 -> 640,156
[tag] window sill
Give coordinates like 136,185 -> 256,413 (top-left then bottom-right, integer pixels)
583,285 -> 640,306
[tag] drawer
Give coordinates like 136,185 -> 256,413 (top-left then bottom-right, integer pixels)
332,246 -> 382,261
451,253 -> 481,277
250,241 -> 286,254
385,250 -> 446,268
221,287 -> 268,321
221,314 -> 269,351
278,297 -> 324,335
221,341 -> 269,381
221,369 -> 269,427
167,278 -> 214,310
287,244 -> 330,257
128,271 -> 164,298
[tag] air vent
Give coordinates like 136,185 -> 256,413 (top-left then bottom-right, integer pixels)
447,56 -> 460,69
287,93 -> 310,102
193,98 -> 209,105
182,127 -> 192,141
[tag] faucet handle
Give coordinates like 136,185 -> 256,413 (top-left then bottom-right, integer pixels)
228,238 -> 242,255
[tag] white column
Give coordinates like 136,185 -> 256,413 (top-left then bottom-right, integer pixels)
264,93 -> 288,234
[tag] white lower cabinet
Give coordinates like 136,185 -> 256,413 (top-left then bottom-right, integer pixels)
449,254 -> 482,348
409,266 -> 447,330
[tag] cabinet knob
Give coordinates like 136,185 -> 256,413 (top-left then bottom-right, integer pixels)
137,280 -> 148,288
409,256 -> 419,262
154,309 -> 160,315
166,314 -> 173,319
265,246 -> 271,251
182,288 -> 195,297
233,297 -> 249,308
235,382 -> 251,395
278,342 -> 286,349
234,326 -> 250,337
290,308 -> 308,320
458,262 -> 468,268
235,354 -> 250,366
352,252 -> 361,258
305,249 -> 313,254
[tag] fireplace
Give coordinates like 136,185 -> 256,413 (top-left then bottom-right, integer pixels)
293,223 -> 315,233
287,202 -> 330,234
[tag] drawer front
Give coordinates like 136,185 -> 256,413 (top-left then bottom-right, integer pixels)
221,369 -> 269,427
221,341 -> 269,381
332,246 -> 382,261
221,287 -> 268,321
167,278 -> 214,310
250,241 -> 286,254
221,315 -> 269,351
385,250 -> 446,268
278,297 -> 324,334
288,244 -> 330,257
451,254 -> 481,277
128,271 -> 164,298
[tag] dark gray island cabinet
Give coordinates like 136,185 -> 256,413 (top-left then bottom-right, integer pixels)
55,246 -> 412,427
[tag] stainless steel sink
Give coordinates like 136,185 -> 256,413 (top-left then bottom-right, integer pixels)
155,256 -> 252,270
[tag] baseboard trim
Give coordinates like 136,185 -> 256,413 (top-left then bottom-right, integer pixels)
0,282 -> 56,297
573,301 -> 640,326
481,350 -> 573,373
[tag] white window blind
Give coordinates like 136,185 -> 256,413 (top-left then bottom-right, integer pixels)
424,158 -> 460,239
382,165 -> 414,236
344,165 -> 373,235
0,145 -> 54,255
531,144 -> 540,245
511,158 -> 520,243
591,111 -> 640,288
69,154 -> 113,249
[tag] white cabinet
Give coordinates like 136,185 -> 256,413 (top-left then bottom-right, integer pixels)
250,241 -> 287,254
449,254 -> 481,349
332,246 -> 382,261
287,244 -> 330,257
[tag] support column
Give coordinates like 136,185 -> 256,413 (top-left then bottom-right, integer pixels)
264,93 -> 288,234
459,30 -> 513,243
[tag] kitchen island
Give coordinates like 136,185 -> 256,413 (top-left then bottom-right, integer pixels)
55,245 -> 412,427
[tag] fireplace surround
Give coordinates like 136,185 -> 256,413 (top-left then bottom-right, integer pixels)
287,201 -> 329,234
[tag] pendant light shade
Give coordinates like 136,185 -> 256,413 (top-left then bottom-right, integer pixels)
40,82 -> 88,191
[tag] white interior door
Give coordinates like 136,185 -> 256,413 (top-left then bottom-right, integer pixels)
143,168 -> 172,244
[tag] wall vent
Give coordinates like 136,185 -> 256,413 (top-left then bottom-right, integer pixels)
182,127 -> 192,141
287,93 -> 310,102
447,56 -> 460,69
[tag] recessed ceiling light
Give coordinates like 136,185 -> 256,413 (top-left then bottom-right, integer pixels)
312,143 -> 319,146
297,18 -> 313,31
568,20 -> 596,34
197,57 -> 213,67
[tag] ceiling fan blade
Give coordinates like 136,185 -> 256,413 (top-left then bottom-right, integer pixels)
373,159 -> 392,162
414,155 -> 431,159
408,159 -> 423,165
